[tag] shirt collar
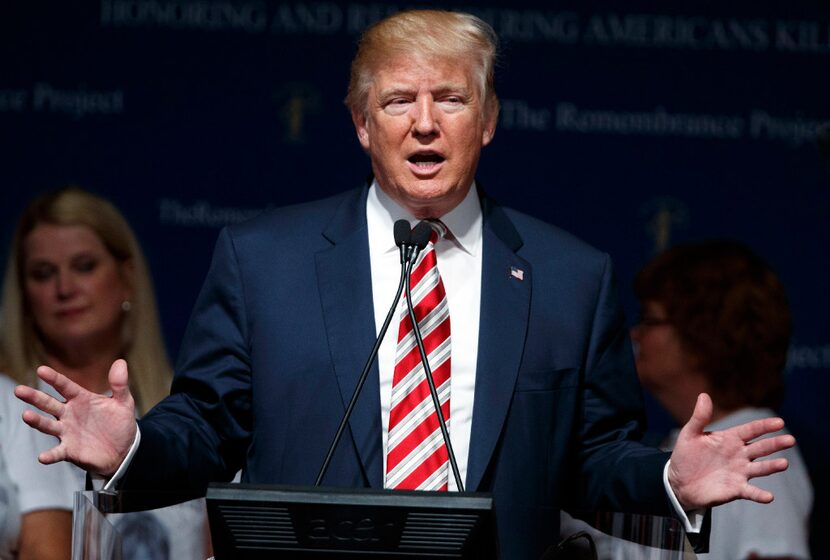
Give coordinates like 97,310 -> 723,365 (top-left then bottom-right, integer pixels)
366,179 -> 482,256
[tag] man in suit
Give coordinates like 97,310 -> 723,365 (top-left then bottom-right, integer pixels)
16,10 -> 794,559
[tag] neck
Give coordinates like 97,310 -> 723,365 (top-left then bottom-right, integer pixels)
400,195 -> 459,220
709,405 -> 735,424
373,179 -> 473,221
657,391 -> 699,427
43,337 -> 122,395
652,371 -> 712,426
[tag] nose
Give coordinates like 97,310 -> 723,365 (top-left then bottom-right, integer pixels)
412,96 -> 438,136
55,270 -> 77,300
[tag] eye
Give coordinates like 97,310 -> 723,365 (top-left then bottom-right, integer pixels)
382,98 -> 412,115
73,257 -> 98,273
386,98 -> 411,107
27,264 -> 55,282
437,95 -> 467,112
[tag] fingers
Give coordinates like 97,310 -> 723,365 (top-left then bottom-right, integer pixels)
742,458 -> 789,503
36,365 -> 83,400
741,483 -> 774,504
745,434 -> 795,461
108,359 -> 133,404
683,393 -> 713,435
746,457 -> 789,479
14,385 -> 65,418
38,445 -> 68,465
733,416 -> 786,443
21,409 -> 63,438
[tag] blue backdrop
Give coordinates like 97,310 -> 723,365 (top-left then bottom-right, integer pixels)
2,0 -> 828,555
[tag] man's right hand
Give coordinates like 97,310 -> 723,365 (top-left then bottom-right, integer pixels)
14,358 -> 137,477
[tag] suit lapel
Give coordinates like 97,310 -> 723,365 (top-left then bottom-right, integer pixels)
315,187 -> 384,488
466,199 -> 531,491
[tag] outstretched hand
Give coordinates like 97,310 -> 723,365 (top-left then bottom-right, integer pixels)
668,393 -> 795,510
14,359 -> 137,477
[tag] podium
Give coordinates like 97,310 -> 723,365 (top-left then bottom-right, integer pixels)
71,485 -> 497,560
73,487 -> 694,559
205,483 -> 497,559
72,490 -> 210,560
558,510 -> 695,559
73,491 -> 122,560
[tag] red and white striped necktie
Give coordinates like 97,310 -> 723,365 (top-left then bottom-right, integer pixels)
385,220 -> 451,491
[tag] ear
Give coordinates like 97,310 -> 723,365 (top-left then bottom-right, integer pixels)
352,109 -> 371,150
481,99 -> 499,147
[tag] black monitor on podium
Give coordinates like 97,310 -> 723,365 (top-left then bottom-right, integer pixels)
206,483 -> 498,559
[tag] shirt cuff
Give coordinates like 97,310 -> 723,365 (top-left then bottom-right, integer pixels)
91,424 -> 141,492
663,459 -> 705,533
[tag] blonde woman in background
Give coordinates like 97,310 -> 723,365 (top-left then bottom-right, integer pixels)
0,186 -> 208,559
1,186 -> 169,410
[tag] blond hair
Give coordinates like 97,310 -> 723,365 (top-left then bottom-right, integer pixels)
345,10 -> 499,117
0,187 -> 171,414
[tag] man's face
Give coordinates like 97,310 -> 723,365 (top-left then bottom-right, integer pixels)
352,55 -> 497,218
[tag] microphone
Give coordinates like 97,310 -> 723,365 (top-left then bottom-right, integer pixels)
409,220 -> 432,252
394,219 -> 411,263
316,220 -> 412,486
399,220 -> 431,264
403,221 -> 465,492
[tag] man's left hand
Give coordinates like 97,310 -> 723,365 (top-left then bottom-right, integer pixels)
668,393 -> 795,510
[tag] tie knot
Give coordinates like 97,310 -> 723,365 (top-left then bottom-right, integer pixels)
425,219 -> 448,244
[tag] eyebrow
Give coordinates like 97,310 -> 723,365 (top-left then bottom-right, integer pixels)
376,86 -> 414,100
376,83 -> 472,100
26,251 -> 99,265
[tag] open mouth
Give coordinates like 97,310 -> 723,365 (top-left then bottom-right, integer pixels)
408,152 -> 445,171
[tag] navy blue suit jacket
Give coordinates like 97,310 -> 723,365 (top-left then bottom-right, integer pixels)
127,186 -> 672,558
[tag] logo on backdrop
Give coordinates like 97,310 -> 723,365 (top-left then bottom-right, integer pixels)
0,83 -> 125,119
0,89 -> 26,113
498,100 -> 827,147
158,198 -> 270,227
552,102 -> 826,147
555,103 -> 744,140
499,100 -> 551,132
749,110 -> 824,147
787,342 -> 830,371
101,0 -> 269,32
273,83 -> 321,145
97,1 -> 830,56
639,196 -> 689,255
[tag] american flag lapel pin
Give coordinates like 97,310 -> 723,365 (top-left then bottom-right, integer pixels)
510,266 -> 524,281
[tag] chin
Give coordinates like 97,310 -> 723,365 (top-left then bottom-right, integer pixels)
400,179 -> 447,196
403,182 -> 463,205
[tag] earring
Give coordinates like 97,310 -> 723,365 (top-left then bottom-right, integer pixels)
121,300 -> 132,312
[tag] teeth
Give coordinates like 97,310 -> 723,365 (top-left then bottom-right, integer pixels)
416,161 -> 436,168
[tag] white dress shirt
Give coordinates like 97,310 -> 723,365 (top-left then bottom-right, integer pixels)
367,180 -> 482,492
